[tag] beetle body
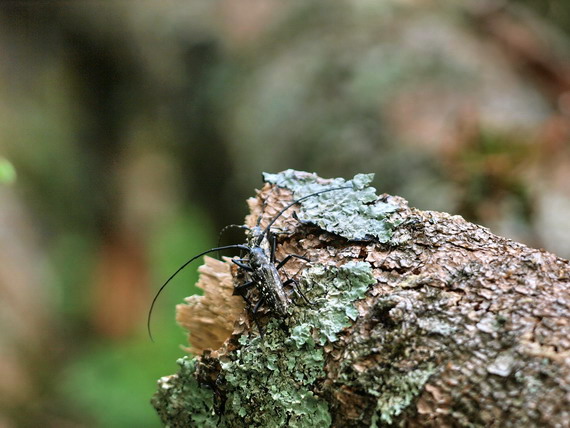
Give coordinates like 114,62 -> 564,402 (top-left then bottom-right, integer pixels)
147,184 -> 353,340
247,246 -> 289,317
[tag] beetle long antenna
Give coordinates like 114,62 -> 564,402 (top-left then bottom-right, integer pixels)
217,224 -> 249,258
147,244 -> 250,342
256,185 -> 353,246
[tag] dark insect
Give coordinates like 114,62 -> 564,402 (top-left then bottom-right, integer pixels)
147,184 -> 353,341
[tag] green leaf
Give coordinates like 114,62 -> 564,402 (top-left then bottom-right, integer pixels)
0,157 -> 16,184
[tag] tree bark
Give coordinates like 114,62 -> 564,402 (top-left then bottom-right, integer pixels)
152,171 -> 570,427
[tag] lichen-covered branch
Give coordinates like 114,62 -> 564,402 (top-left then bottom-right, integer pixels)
152,170 -> 570,427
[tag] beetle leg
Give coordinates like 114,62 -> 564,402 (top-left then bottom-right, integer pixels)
232,259 -> 253,271
276,254 -> 309,270
283,278 -> 315,305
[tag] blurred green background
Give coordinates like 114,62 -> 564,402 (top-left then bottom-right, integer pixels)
1,1 -> 569,426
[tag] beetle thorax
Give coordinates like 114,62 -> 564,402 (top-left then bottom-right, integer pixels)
248,247 -> 289,317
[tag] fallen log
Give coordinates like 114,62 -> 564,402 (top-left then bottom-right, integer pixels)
152,170 -> 570,427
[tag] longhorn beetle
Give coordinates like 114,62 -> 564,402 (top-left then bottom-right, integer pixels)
147,184 -> 353,341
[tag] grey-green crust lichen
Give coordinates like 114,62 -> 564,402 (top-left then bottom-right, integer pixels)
152,357 -> 218,427
263,170 -> 398,242
152,262 -> 376,427
368,364 -> 435,426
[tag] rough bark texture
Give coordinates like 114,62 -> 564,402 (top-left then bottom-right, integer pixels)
152,171 -> 570,427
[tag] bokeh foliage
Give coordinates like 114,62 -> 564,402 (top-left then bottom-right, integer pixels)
0,0 -> 569,426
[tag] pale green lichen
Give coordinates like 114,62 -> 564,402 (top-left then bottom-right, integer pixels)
218,261 -> 375,427
219,322 -> 330,427
153,262 -> 376,427
369,365 -> 435,426
263,170 -> 399,242
295,262 -> 375,345
152,357 -> 218,427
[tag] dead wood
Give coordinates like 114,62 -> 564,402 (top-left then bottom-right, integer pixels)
155,172 -> 570,427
